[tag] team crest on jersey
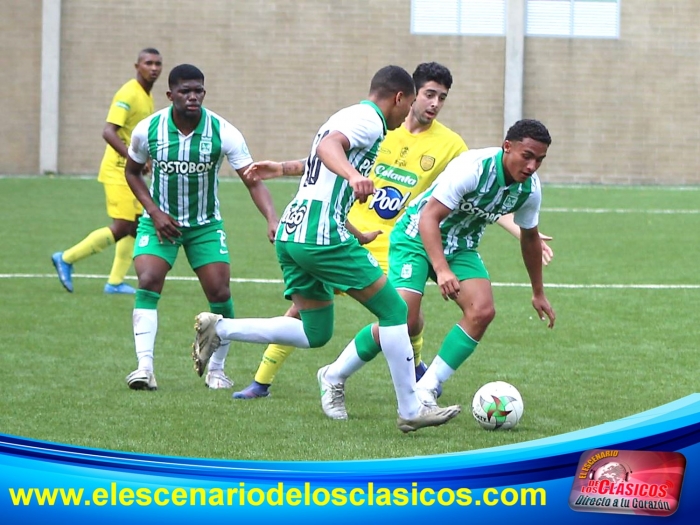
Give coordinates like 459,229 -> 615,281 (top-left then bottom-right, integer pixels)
420,155 -> 435,171
199,140 -> 212,155
138,235 -> 150,247
401,264 -> 412,279
367,253 -> 379,267
503,194 -> 518,209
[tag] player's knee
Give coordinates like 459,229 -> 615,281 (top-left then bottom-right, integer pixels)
469,303 -> 496,328
303,323 -> 333,348
365,283 -> 408,326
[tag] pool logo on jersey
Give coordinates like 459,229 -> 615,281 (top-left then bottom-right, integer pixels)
368,187 -> 412,220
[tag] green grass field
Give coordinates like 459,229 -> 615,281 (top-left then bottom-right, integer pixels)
1,177 -> 698,461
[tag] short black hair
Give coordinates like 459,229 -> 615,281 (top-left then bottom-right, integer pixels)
137,48 -> 161,61
369,65 -> 415,99
168,64 -> 204,89
412,62 -> 453,91
505,119 -> 552,146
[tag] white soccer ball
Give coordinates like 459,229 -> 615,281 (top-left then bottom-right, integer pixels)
471,381 -> 524,430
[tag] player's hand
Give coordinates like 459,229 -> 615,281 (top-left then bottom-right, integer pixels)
242,161 -> 283,182
350,173 -> 374,204
539,232 -> 554,266
141,160 -> 152,177
436,268 -> 460,301
267,219 -> 279,243
357,229 -> 382,245
532,293 -> 555,328
150,209 -> 182,244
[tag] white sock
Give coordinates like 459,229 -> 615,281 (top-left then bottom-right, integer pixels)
325,339 -> 367,384
208,341 -> 230,372
417,356 -> 455,391
378,324 -> 421,419
215,317 -> 310,348
133,308 -> 157,372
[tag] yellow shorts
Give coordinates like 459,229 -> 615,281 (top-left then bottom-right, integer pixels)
104,183 -> 143,221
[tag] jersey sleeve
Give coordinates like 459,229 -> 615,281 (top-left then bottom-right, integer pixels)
220,120 -> 254,170
513,174 -> 542,229
329,107 -> 382,151
127,118 -> 150,164
430,151 -> 481,210
105,84 -> 135,128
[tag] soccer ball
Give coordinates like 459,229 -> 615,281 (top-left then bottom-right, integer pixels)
471,381 -> 524,430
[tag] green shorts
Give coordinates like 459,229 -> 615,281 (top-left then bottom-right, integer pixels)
276,238 -> 384,301
387,229 -> 490,295
133,217 -> 231,269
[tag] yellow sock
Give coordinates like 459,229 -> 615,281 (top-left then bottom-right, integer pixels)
63,227 -> 115,264
108,236 -> 135,285
254,344 -> 296,385
411,328 -> 424,364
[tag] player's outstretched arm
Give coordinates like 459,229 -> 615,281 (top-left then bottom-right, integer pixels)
242,159 -> 306,182
496,213 -> 554,265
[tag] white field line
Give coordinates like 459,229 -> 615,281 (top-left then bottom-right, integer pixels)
541,207 -> 699,214
2,273 -> 699,289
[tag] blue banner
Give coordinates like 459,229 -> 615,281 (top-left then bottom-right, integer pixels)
2,394 -> 699,523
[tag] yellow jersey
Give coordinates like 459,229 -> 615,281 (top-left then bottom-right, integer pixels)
347,119 -> 468,266
98,79 -> 155,185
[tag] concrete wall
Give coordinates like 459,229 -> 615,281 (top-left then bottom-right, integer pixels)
2,0 -> 699,184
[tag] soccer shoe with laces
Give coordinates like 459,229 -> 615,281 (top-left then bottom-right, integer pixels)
233,381 -> 271,399
317,365 -> 347,420
51,252 -> 74,292
396,403 -> 461,433
104,282 -> 136,294
415,386 -> 439,408
205,370 -> 234,389
126,369 -> 158,391
192,312 -> 223,377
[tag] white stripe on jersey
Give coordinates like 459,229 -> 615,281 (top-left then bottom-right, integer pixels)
156,116 -> 169,217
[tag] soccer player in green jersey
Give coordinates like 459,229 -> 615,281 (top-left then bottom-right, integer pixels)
320,119 -> 556,409
193,65 -> 461,433
123,64 -> 278,391
52,48 -> 163,295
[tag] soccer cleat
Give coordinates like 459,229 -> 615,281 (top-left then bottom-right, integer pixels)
415,387 -> 439,408
317,365 -> 347,420
415,361 -> 443,398
232,381 -> 270,399
192,312 -> 223,377
51,252 -> 74,292
126,369 -> 158,391
396,403 -> 461,433
205,370 -> 234,389
104,282 -> 136,294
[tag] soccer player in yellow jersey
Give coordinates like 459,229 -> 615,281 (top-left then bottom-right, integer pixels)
51,48 -> 163,294
233,62 -> 553,399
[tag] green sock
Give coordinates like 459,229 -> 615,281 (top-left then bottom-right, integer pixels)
355,324 -> 381,362
436,325 -> 479,370
134,289 -> 160,309
210,298 -> 234,319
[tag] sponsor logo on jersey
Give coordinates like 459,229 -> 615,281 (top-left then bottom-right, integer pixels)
368,186 -> 412,220
374,164 -> 418,187
281,204 -> 308,235
357,155 -> 376,177
458,201 -> 503,223
155,160 -> 215,174
420,155 -> 435,171
199,140 -> 212,155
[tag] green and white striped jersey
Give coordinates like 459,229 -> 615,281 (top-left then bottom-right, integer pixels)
396,147 -> 541,254
128,106 -> 253,227
276,100 -> 386,245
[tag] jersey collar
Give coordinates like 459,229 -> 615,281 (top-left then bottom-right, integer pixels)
360,100 -> 387,136
168,106 -> 207,136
